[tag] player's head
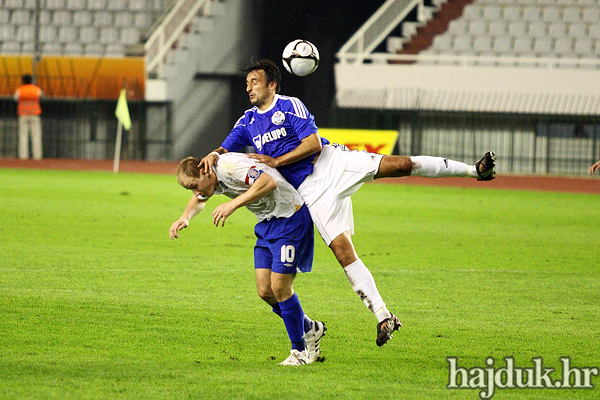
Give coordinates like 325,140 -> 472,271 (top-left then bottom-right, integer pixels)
177,157 -> 217,200
22,75 -> 33,85
243,59 -> 281,108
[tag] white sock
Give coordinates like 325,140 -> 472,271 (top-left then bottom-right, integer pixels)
343,259 -> 391,322
410,156 -> 477,178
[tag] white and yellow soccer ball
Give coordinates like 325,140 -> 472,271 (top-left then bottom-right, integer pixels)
282,39 -> 320,77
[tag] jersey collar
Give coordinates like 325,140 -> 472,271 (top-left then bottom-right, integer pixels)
256,94 -> 279,114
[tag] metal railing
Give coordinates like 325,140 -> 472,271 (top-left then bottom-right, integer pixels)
337,0 -> 423,65
144,0 -> 212,77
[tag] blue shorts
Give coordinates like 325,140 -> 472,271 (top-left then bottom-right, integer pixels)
254,205 -> 314,274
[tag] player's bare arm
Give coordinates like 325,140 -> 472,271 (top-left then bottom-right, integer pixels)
169,194 -> 207,239
212,172 -> 278,227
247,132 -> 322,168
199,147 -> 228,175
590,160 -> 600,175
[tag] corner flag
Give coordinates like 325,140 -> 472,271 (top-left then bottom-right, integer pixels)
115,88 -> 131,131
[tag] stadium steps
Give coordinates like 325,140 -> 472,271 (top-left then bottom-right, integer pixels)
396,0 -> 476,58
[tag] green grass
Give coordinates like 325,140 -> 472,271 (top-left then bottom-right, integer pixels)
1,168 -> 599,400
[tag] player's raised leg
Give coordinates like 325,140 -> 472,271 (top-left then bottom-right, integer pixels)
375,152 -> 496,180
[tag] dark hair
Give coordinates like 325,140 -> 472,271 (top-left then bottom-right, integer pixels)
176,157 -> 201,189
22,75 -> 33,85
242,59 -> 281,94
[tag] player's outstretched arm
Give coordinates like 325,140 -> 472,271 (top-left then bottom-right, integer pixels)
170,194 -> 207,239
212,172 -> 277,227
199,147 -> 228,175
247,132 -> 322,168
590,160 -> 600,175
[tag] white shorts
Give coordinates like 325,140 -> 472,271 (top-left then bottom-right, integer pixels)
297,144 -> 384,245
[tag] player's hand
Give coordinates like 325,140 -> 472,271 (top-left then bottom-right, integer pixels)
199,152 -> 219,175
247,153 -> 277,168
212,203 -> 237,227
590,160 -> 600,175
169,218 -> 189,239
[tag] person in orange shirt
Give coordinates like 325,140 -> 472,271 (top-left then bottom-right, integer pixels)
14,75 -> 43,160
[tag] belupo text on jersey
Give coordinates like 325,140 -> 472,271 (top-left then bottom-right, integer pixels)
252,127 -> 288,151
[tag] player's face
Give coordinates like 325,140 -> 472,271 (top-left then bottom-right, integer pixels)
181,175 -> 215,200
246,69 -> 275,110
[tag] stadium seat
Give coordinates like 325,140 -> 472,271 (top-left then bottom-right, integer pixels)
1,41 -> 21,54
114,12 -> 134,28
473,36 -> 493,52
66,0 -> 87,10
87,0 -> 106,10
563,8 -> 582,23
93,11 -> 113,27
43,42 -> 63,55
503,6 -> 522,22
53,10 -> 73,26
107,0 -> 128,11
73,10 -> 93,27
568,22 -> 588,38
120,27 -> 141,45
488,21 -> 508,36
528,21 -> 547,38
548,21 -> 567,37
582,7 -> 600,23
0,9 -> 9,24
0,25 -> 16,42
523,6 -> 542,22
482,5 -> 502,21
453,35 -> 472,52
99,27 -> 119,44
79,27 -> 98,44
134,12 -> 152,29
106,43 -> 125,57
574,37 -> 593,54
15,25 -> 34,42
46,0 -> 66,10
514,36 -> 533,53
64,42 -> 83,55
542,7 -> 561,22
589,24 -> 600,39
508,21 -> 528,37
57,26 -> 78,43
39,25 -> 58,43
432,35 -> 452,51
533,37 -> 553,54
10,10 -> 30,25
21,41 -> 34,54
493,36 -> 512,53
468,20 -> 487,36
462,4 -> 483,20
554,37 -> 574,54
130,0 -> 148,11
84,43 -> 105,56
447,19 -> 468,35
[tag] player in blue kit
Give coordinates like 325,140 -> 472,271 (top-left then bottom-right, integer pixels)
200,59 -> 496,347
170,153 -> 326,365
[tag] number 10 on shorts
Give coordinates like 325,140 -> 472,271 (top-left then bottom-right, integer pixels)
280,245 -> 296,263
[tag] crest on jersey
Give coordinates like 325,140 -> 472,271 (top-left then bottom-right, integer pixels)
271,111 -> 285,125
246,167 -> 261,185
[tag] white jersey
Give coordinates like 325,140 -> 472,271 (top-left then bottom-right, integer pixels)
213,153 -> 304,222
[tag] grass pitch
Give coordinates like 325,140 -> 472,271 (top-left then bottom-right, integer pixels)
0,168 -> 599,400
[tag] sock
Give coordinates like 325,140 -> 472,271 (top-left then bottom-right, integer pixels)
304,314 -> 313,334
279,293 -> 306,352
410,156 -> 476,178
271,303 -> 282,318
343,259 -> 391,322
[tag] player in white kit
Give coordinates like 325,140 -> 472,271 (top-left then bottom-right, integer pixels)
170,153 -> 325,365
200,59 -> 496,347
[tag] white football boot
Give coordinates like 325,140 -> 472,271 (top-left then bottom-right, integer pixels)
278,349 -> 312,366
304,320 -> 327,362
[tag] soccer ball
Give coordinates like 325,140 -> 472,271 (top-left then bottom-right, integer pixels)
282,40 -> 320,77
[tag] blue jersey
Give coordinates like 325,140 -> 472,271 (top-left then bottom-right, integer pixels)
221,94 -> 329,189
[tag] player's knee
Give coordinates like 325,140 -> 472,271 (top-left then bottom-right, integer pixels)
256,285 -> 274,302
271,281 -> 293,302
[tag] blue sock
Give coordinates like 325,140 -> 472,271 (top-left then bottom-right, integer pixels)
279,293 -> 306,352
304,315 -> 313,334
271,303 -> 282,318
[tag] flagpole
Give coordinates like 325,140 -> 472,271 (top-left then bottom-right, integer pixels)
113,120 -> 123,173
